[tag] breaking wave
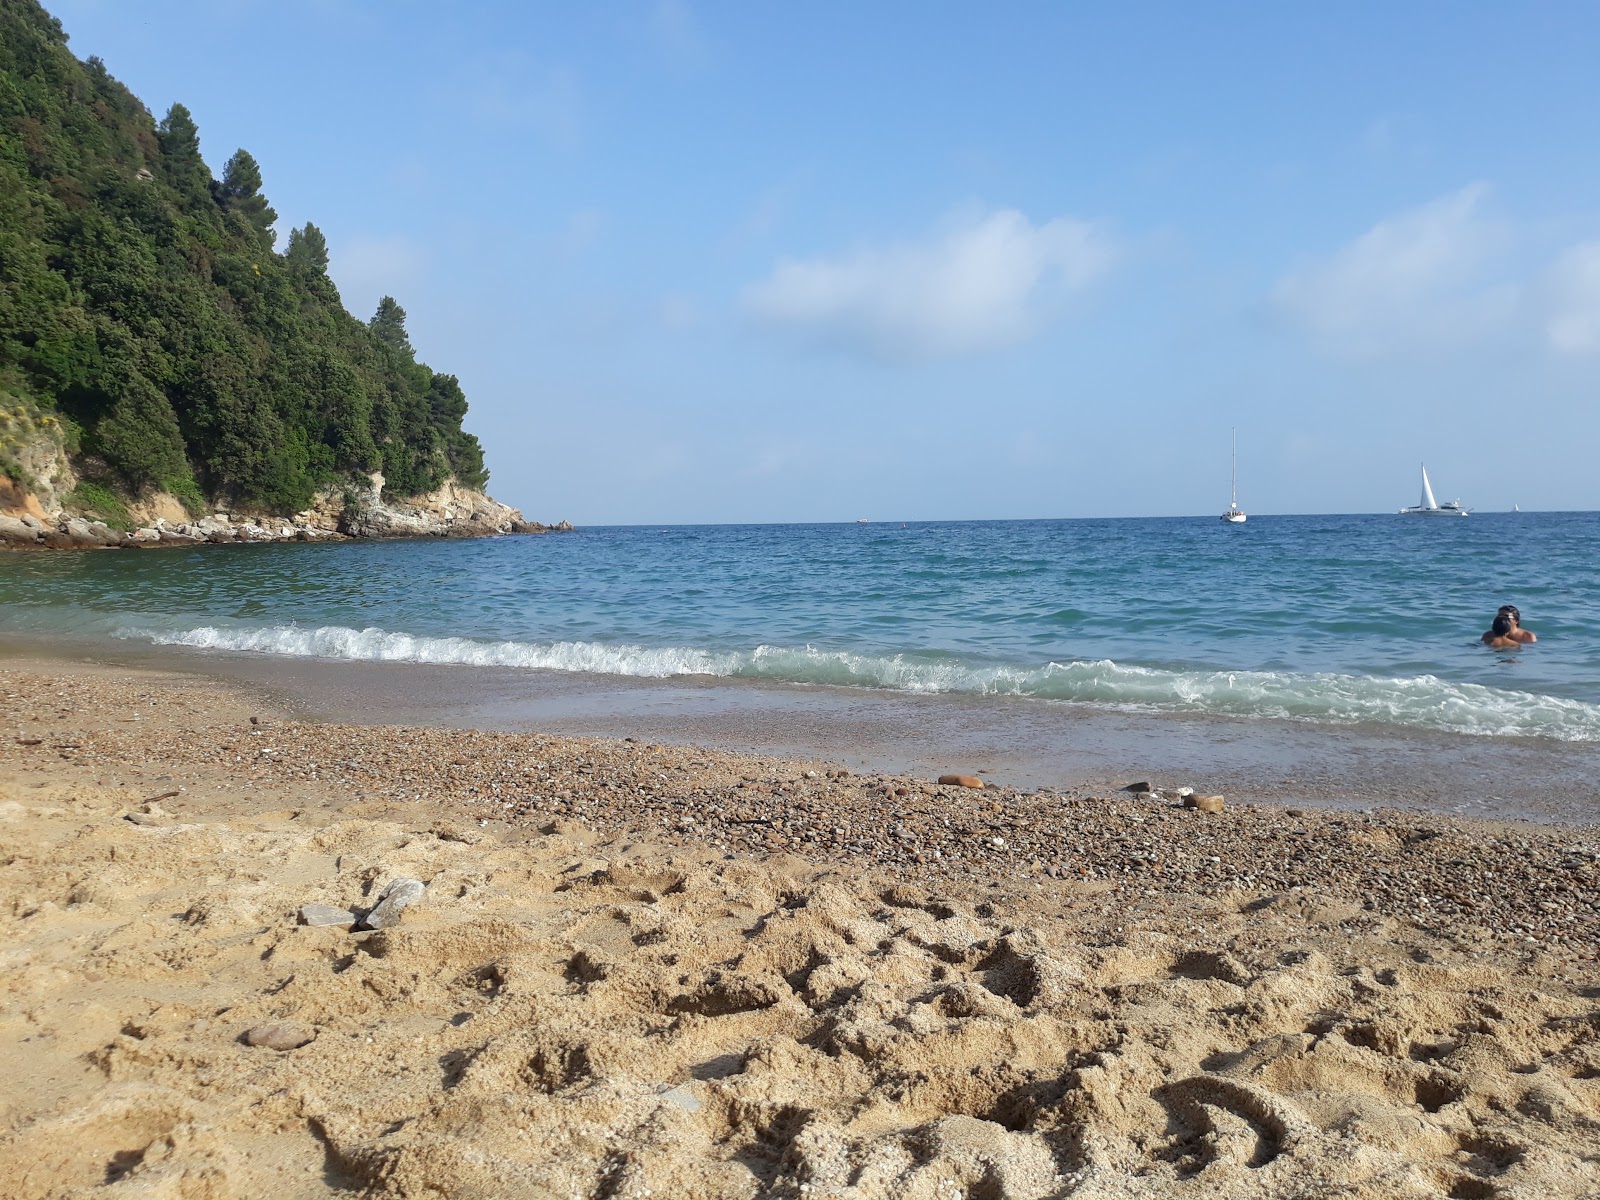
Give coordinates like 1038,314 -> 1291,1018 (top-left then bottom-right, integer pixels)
126,621 -> 1600,743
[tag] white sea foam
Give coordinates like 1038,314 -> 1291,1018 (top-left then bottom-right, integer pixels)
132,623 -> 1600,742
147,623 -> 743,678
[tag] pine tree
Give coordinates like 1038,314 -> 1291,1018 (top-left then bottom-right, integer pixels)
212,148 -> 278,246
156,103 -> 211,202
370,296 -> 413,356
285,222 -> 329,273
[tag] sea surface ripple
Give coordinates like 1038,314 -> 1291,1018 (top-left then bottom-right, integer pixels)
3,513 -> 1599,741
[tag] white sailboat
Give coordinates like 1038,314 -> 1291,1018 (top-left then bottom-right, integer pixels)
1220,428 -> 1246,523
1399,464 -> 1468,516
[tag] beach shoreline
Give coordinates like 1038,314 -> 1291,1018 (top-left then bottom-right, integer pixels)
2,660 -> 1598,1197
7,633 -> 1600,828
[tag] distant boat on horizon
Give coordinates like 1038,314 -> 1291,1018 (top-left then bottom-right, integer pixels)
1220,428 -> 1246,523
1399,464 -> 1468,516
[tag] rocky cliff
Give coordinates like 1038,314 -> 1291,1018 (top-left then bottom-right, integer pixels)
303,473 -> 541,540
0,462 -> 569,550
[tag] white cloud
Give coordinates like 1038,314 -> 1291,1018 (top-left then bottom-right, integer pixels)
742,207 -> 1116,363
1544,241 -> 1600,354
1273,184 -> 1517,357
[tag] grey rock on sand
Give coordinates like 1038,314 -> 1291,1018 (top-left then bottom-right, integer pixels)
656,1085 -> 702,1113
358,877 -> 425,930
299,903 -> 357,928
243,1022 -> 315,1050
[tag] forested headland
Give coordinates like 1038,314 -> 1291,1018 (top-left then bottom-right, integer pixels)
0,0 -> 490,523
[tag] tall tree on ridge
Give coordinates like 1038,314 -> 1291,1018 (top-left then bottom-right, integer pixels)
212,148 -> 278,246
370,295 -> 412,356
285,222 -> 330,273
156,103 -> 212,203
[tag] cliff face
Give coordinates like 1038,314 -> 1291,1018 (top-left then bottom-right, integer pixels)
0,457 -> 568,550
302,473 -> 530,539
0,403 -> 77,515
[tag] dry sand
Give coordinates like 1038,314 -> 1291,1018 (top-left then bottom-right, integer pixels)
2,663 -> 1598,1199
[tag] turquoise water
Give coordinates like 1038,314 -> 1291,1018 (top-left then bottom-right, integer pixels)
4,513 -> 1599,742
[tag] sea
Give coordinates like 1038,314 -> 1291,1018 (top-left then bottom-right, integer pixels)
4,513 -> 1599,821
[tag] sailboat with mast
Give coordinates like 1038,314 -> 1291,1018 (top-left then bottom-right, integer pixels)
1220,428 -> 1246,523
1399,464 -> 1468,516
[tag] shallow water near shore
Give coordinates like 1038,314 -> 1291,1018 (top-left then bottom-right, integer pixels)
7,635 -> 1600,827
4,512 -> 1599,822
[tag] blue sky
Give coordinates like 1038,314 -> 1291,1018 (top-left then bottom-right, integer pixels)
49,1 -> 1600,522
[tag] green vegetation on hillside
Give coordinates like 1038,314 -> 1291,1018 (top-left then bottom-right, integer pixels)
0,0 -> 488,512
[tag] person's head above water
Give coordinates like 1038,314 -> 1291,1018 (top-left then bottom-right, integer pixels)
1493,604 -> 1537,642
1491,613 -> 1514,637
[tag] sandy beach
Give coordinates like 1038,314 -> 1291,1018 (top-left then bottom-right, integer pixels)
3,660 -> 1598,1198
10,4 -> 1600,1197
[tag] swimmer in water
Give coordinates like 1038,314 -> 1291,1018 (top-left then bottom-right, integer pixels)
1496,604 -> 1536,643
1482,612 -> 1520,649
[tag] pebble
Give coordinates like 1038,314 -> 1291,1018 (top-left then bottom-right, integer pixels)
656,1085 -> 702,1112
7,671 -> 1597,957
358,877 -> 425,930
937,774 -> 984,789
243,1022 -> 315,1050
299,903 -> 357,928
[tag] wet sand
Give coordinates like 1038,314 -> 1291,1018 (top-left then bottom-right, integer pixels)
9,634 -> 1599,825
